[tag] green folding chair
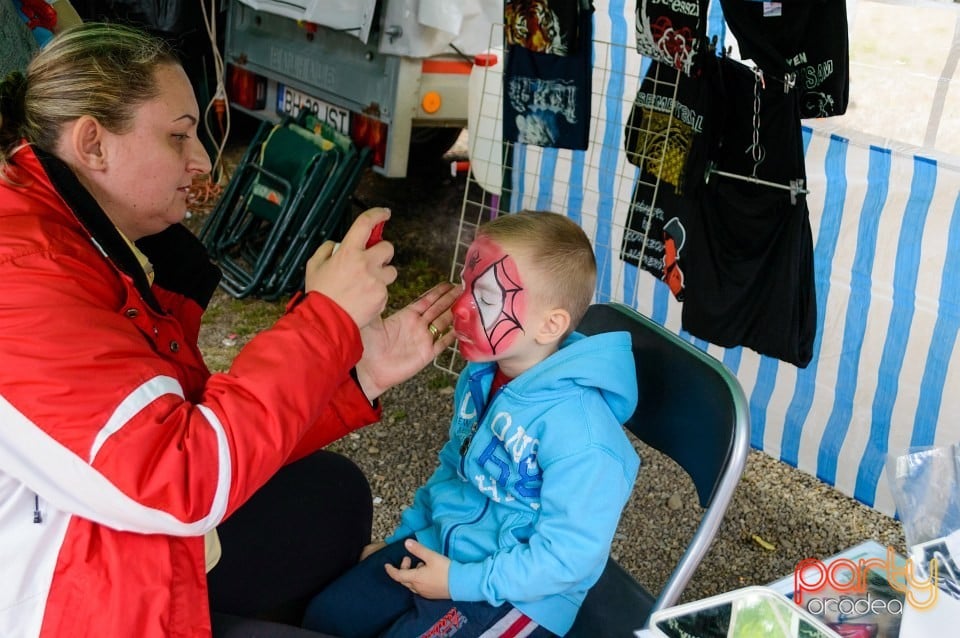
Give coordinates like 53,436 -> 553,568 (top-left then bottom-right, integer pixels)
258,119 -> 372,300
198,119 -> 272,253
210,120 -> 341,298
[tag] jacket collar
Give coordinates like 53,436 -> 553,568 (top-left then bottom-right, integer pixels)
33,145 -> 161,309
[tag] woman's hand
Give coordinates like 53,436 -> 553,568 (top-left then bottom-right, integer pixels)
384,539 -> 451,600
354,281 -> 460,401
303,208 -> 397,328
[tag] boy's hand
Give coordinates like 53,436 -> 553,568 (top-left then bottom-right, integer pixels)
384,538 -> 451,600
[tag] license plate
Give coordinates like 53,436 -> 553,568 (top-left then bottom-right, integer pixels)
276,84 -> 350,135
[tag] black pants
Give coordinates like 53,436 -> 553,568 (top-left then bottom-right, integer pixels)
208,450 -> 373,637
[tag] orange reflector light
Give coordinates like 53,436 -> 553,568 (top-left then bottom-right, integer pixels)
421,91 -> 442,114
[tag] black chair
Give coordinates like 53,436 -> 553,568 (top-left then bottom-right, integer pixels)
566,302 -> 750,636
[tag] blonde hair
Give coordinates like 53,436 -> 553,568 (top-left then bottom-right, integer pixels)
478,210 -> 597,329
0,23 -> 178,168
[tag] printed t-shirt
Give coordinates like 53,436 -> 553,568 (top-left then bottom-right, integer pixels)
620,54 -> 722,299
503,3 -> 594,149
718,0 -> 849,118
634,0 -> 710,76
505,0 -> 583,56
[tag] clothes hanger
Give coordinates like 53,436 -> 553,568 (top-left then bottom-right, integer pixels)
704,67 -> 809,204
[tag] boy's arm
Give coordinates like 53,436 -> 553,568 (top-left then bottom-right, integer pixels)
388,370 -> 472,542
387,433 -> 463,542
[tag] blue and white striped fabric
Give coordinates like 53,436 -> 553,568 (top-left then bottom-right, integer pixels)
500,0 -> 960,515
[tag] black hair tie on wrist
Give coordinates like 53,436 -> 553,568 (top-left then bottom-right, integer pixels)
0,71 -> 29,133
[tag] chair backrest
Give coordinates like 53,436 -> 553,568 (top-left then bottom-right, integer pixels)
303,113 -> 354,155
210,118 -> 345,297
574,302 -> 750,625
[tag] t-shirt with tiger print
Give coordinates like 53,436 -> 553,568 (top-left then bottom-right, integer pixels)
503,2 -> 593,149
505,0 -> 583,56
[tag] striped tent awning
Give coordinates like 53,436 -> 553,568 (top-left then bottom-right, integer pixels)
471,0 -> 960,516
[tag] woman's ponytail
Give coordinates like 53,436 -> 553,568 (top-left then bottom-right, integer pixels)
0,71 -> 29,165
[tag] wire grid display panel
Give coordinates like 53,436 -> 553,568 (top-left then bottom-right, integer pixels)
434,36 -> 681,376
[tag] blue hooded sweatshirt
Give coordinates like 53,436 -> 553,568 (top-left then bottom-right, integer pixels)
387,330 -> 640,635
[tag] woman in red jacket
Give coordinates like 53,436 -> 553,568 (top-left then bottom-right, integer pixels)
0,22 -> 458,638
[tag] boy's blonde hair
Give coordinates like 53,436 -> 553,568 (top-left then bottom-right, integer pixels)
477,210 -> 597,330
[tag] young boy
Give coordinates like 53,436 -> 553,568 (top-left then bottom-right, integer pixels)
303,211 -> 640,638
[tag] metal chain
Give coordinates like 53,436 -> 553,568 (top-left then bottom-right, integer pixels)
745,68 -> 766,177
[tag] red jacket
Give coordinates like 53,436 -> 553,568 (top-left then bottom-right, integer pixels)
0,145 -> 380,637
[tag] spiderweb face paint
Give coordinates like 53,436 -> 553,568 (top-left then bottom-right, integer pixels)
453,235 -> 526,360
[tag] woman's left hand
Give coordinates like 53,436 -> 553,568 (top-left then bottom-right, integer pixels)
355,282 -> 460,401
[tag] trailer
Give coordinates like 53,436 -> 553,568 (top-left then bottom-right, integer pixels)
224,0 -> 498,177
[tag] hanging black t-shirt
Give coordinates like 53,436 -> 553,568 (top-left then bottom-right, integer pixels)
503,3 -> 594,149
718,0 -> 849,118
623,55 -> 721,196
621,178 -> 694,301
679,57 -> 816,367
634,0 -> 710,76
620,54 -> 722,299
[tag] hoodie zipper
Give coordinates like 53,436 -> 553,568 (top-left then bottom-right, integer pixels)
442,499 -> 489,556
458,372 -> 488,475
459,370 -> 506,475
447,369 -> 502,553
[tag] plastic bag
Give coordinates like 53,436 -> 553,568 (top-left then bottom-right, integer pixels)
887,444 -> 960,634
73,0 -> 196,35
887,444 -> 960,549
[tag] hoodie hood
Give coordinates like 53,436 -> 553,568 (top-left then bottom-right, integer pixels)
466,329 -> 638,424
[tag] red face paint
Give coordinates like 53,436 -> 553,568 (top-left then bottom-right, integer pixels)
452,235 -> 526,360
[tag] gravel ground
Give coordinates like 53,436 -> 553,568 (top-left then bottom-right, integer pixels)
197,120 -> 906,614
